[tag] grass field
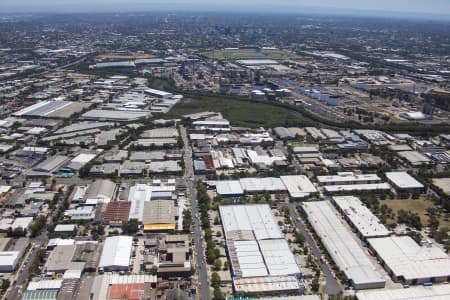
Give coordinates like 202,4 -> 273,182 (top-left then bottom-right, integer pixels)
167,97 -> 304,128
197,48 -> 301,61
383,198 -> 449,229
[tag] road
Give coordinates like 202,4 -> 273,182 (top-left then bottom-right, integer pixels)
7,234 -> 48,300
180,125 -> 210,300
288,203 -> 342,295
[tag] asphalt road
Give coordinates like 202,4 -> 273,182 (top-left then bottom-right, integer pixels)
180,125 -> 210,300
7,234 -> 48,300
288,203 -> 342,295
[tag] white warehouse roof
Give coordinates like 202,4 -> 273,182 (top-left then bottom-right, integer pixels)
259,239 -> 300,276
280,175 -> 317,198
332,196 -> 391,238
385,172 -> 424,189
302,201 -> 385,289
368,236 -> 450,283
98,236 -> 132,270
220,205 -> 283,240
220,204 -> 301,281
239,177 -> 286,193
324,183 -> 391,193
233,240 -> 268,278
216,180 -> 244,196
0,251 -> 20,270
356,284 -> 450,300
317,172 -> 381,184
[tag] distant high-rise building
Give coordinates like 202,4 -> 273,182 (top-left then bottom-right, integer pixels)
422,99 -> 435,117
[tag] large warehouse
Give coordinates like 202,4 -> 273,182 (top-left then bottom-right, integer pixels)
98,236 -> 133,272
385,172 -> 424,192
368,236 -> 450,284
331,196 -> 391,238
210,175 -> 316,198
302,201 -> 385,290
356,284 -> 450,300
13,100 -> 91,119
0,251 -> 20,272
219,204 -> 301,295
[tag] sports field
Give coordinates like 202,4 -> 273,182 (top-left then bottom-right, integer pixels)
197,48 -> 301,61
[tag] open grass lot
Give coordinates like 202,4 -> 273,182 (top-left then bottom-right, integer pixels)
197,48 -> 301,61
167,97 -> 303,128
383,198 -> 449,229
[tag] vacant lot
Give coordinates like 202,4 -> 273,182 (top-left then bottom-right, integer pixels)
383,198 -> 449,229
168,97 -> 304,128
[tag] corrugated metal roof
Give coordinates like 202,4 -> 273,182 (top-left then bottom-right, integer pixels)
303,201 -> 385,289
98,236 -> 132,269
368,236 -> 450,282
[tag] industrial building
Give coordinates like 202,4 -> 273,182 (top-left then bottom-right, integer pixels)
273,127 -> 296,139
142,200 -> 177,231
209,175 -> 316,199
302,201 -> 385,290
81,109 -> 151,122
317,172 -> 382,185
13,100 -> 91,119
98,236 -> 133,272
64,153 -> 97,171
32,155 -> 70,174
0,251 -> 20,272
331,196 -> 391,238
280,175 -> 317,198
236,59 -> 280,66
144,87 -> 173,99
317,172 -> 391,194
192,120 -> 231,132
219,204 -> 301,296
397,151 -> 431,166
85,179 -> 116,204
356,284 -> 450,300
103,202 -> 132,225
89,274 -> 157,300
385,172 -> 424,192
368,236 -> 450,284
44,245 -> 84,273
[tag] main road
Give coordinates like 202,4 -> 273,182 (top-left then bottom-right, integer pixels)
288,203 -> 342,295
180,125 -> 210,300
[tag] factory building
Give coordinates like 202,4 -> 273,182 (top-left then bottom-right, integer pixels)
98,236 -> 133,272
385,172 -> 424,192
368,236 -> 450,285
331,196 -> 391,239
219,204 -> 302,296
302,201 -> 385,290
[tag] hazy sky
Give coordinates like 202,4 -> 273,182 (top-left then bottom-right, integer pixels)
1,0 -> 450,19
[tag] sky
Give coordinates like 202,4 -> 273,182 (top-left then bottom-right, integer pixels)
1,0 -> 450,20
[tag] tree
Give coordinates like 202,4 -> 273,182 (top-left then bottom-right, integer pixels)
206,248 -> 216,264
311,277 -> 320,292
211,272 -> 221,288
295,232 -> 305,246
214,259 -> 222,271
213,288 -> 224,300
122,219 -> 139,235
0,279 -> 10,293
182,209 -> 192,232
